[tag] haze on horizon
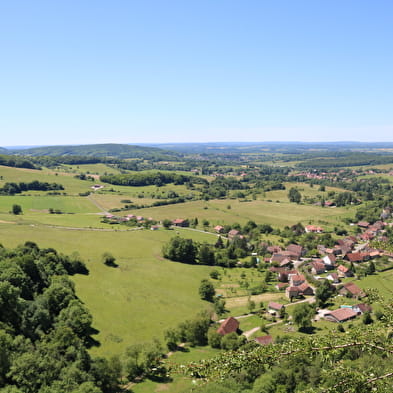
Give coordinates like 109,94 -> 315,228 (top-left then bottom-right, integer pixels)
0,1 -> 392,146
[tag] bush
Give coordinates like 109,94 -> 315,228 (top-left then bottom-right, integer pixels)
208,328 -> 222,348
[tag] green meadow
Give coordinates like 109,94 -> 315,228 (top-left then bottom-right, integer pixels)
0,224 -> 217,357
0,165 -> 92,195
263,182 -> 350,202
132,198 -> 355,229
357,270 -> 393,298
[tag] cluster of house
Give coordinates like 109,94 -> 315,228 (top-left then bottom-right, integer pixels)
264,225 -> 389,301
265,244 -> 313,299
356,219 -> 390,242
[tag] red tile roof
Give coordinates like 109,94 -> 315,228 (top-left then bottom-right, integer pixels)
327,308 -> 358,322
311,261 -> 325,272
217,317 -> 239,336
268,302 -> 284,311
337,265 -> 349,273
286,244 -> 303,256
298,282 -> 313,294
346,253 -> 366,262
255,335 -> 273,345
343,282 -> 364,297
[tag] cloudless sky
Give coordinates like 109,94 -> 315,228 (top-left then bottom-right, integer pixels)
0,0 -> 392,145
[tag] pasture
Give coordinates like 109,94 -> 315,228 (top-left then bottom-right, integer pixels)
0,165 -> 92,195
357,270 -> 393,299
0,224 -> 218,357
263,182 -> 350,202
132,198 -> 355,229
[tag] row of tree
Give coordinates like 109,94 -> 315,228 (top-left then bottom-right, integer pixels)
0,181 -> 64,195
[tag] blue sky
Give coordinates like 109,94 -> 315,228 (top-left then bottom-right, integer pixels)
0,0 -> 392,145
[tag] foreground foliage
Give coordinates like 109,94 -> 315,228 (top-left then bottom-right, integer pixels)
0,242 -> 121,393
175,292 -> 393,392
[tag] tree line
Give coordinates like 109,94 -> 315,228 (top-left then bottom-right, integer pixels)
0,181 -> 64,195
100,171 -> 205,187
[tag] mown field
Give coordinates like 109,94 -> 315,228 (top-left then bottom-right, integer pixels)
132,198 -> 355,229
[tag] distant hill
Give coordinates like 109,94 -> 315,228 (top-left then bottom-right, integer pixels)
11,143 -> 181,160
0,147 -> 9,154
141,141 -> 393,154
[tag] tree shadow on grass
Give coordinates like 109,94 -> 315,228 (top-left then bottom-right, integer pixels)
105,261 -> 119,268
298,326 -> 317,334
147,374 -> 173,384
86,335 -> 101,348
86,326 -> 101,348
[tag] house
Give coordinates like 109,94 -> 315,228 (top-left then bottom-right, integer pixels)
254,335 -> 273,345
275,282 -> 289,291
360,232 -> 375,241
278,269 -> 298,282
172,218 -> 189,227
214,225 -> 224,233
268,302 -> 284,314
150,225 -> 159,230
352,303 -> 372,314
297,282 -> 314,296
317,244 -> 327,254
279,258 -> 292,268
327,273 -> 340,283
286,286 -> 301,299
270,253 -> 289,264
344,252 -> 368,263
286,244 -> 304,259
323,254 -> 336,267
289,274 -> 306,286
228,229 -> 241,240
339,282 -> 365,298
269,266 -> 285,273
217,317 -> 239,336
311,261 -> 325,275
337,265 -> 353,278
369,251 -> 381,259
325,308 -> 358,323
357,221 -> 370,228
305,225 -> 324,233
267,245 -> 282,254
337,238 -> 355,249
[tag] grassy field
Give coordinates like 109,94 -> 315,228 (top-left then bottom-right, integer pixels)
0,224 -> 218,357
0,165 -> 93,195
0,194 -> 109,228
0,195 -> 99,213
61,163 -> 122,175
263,182 -> 348,202
130,199 -> 355,229
357,270 -> 393,298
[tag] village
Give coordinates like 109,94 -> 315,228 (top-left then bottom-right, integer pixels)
214,216 -> 392,346
99,204 -> 393,349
